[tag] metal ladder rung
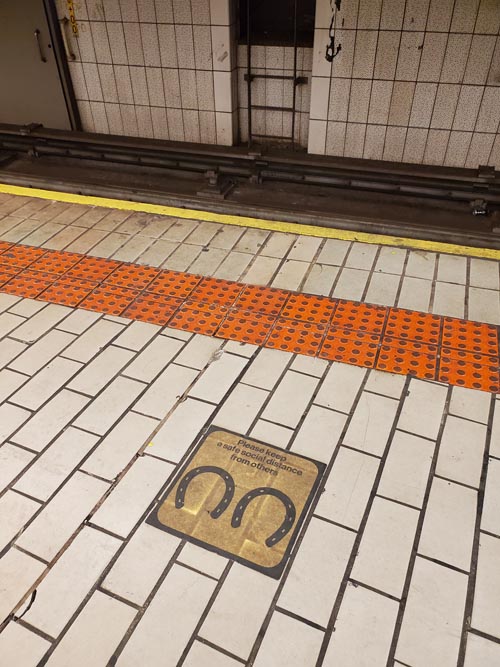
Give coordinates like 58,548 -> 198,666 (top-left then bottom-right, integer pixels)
244,74 -> 308,84
251,133 -> 294,140
251,105 -> 295,112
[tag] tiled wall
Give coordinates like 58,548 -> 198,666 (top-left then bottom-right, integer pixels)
55,0 -> 237,145
237,45 -> 313,148
308,0 -> 500,168
54,0 -> 500,166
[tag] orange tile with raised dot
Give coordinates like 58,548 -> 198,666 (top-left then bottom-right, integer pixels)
29,250 -> 82,275
320,328 -> 380,367
145,270 -> 201,299
0,242 -> 499,393
0,270 -> 56,298
234,285 -> 288,315
216,310 -> 276,346
266,318 -> 327,356
190,277 -> 245,306
169,300 -> 228,335
331,300 -> 387,334
40,278 -> 100,307
123,294 -> 183,325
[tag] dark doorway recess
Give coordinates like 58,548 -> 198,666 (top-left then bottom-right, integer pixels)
238,0 -> 316,47
0,0 -> 80,130
240,0 -> 316,148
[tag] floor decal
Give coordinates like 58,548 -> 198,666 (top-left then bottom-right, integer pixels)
147,427 -> 325,579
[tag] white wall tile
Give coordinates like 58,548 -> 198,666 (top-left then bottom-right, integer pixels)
441,35 -> 473,83
340,0 -> 361,29
364,123 -> 387,158
380,0 -> 406,30
326,120 -> 347,155
172,0 -> 192,23
374,31 -> 400,79
315,0 -> 333,29
464,35 -> 497,85
348,80 -> 372,123
466,133 -> 495,168
308,119 -> 327,154
312,29 -> 333,78
213,71 -> 233,112
476,0 -> 500,34
330,30 -> 356,79
211,25 -> 232,71
358,0 -> 383,29
396,32 -> 424,81
451,0 -> 481,33
310,77 -> 330,120
403,0 -> 431,31
427,0 -> 455,30
353,31 -> 378,79
445,132 -> 473,168
383,126 -> 407,162
418,33 -> 447,81
209,0 -> 231,25
215,111 -> 235,145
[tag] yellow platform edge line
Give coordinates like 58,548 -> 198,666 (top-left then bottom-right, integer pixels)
1,182 -> 500,261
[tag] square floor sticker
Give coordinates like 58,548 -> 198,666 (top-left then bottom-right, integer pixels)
147,426 -> 325,579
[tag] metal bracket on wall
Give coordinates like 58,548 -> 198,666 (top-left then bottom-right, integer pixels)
59,17 -> 76,60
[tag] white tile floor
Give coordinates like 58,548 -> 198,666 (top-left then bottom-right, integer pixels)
0,193 -> 500,666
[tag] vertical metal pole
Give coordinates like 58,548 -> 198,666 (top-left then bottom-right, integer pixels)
246,0 -> 252,148
291,0 -> 298,149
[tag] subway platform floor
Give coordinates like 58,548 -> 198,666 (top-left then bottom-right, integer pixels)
0,189 -> 499,667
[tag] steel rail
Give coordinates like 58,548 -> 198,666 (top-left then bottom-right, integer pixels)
0,124 -> 498,210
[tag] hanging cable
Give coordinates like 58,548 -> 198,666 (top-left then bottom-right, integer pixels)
325,0 -> 342,62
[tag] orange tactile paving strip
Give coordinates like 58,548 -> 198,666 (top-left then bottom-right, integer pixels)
0,242 -> 499,393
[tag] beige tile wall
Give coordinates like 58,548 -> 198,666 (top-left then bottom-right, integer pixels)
308,0 -> 500,168
237,45 -> 313,148
55,0 -> 238,145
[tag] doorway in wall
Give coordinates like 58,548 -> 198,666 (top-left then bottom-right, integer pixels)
0,0 -> 78,130
237,0 -> 316,150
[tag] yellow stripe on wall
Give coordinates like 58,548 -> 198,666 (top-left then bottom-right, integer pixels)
1,182 -> 499,260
